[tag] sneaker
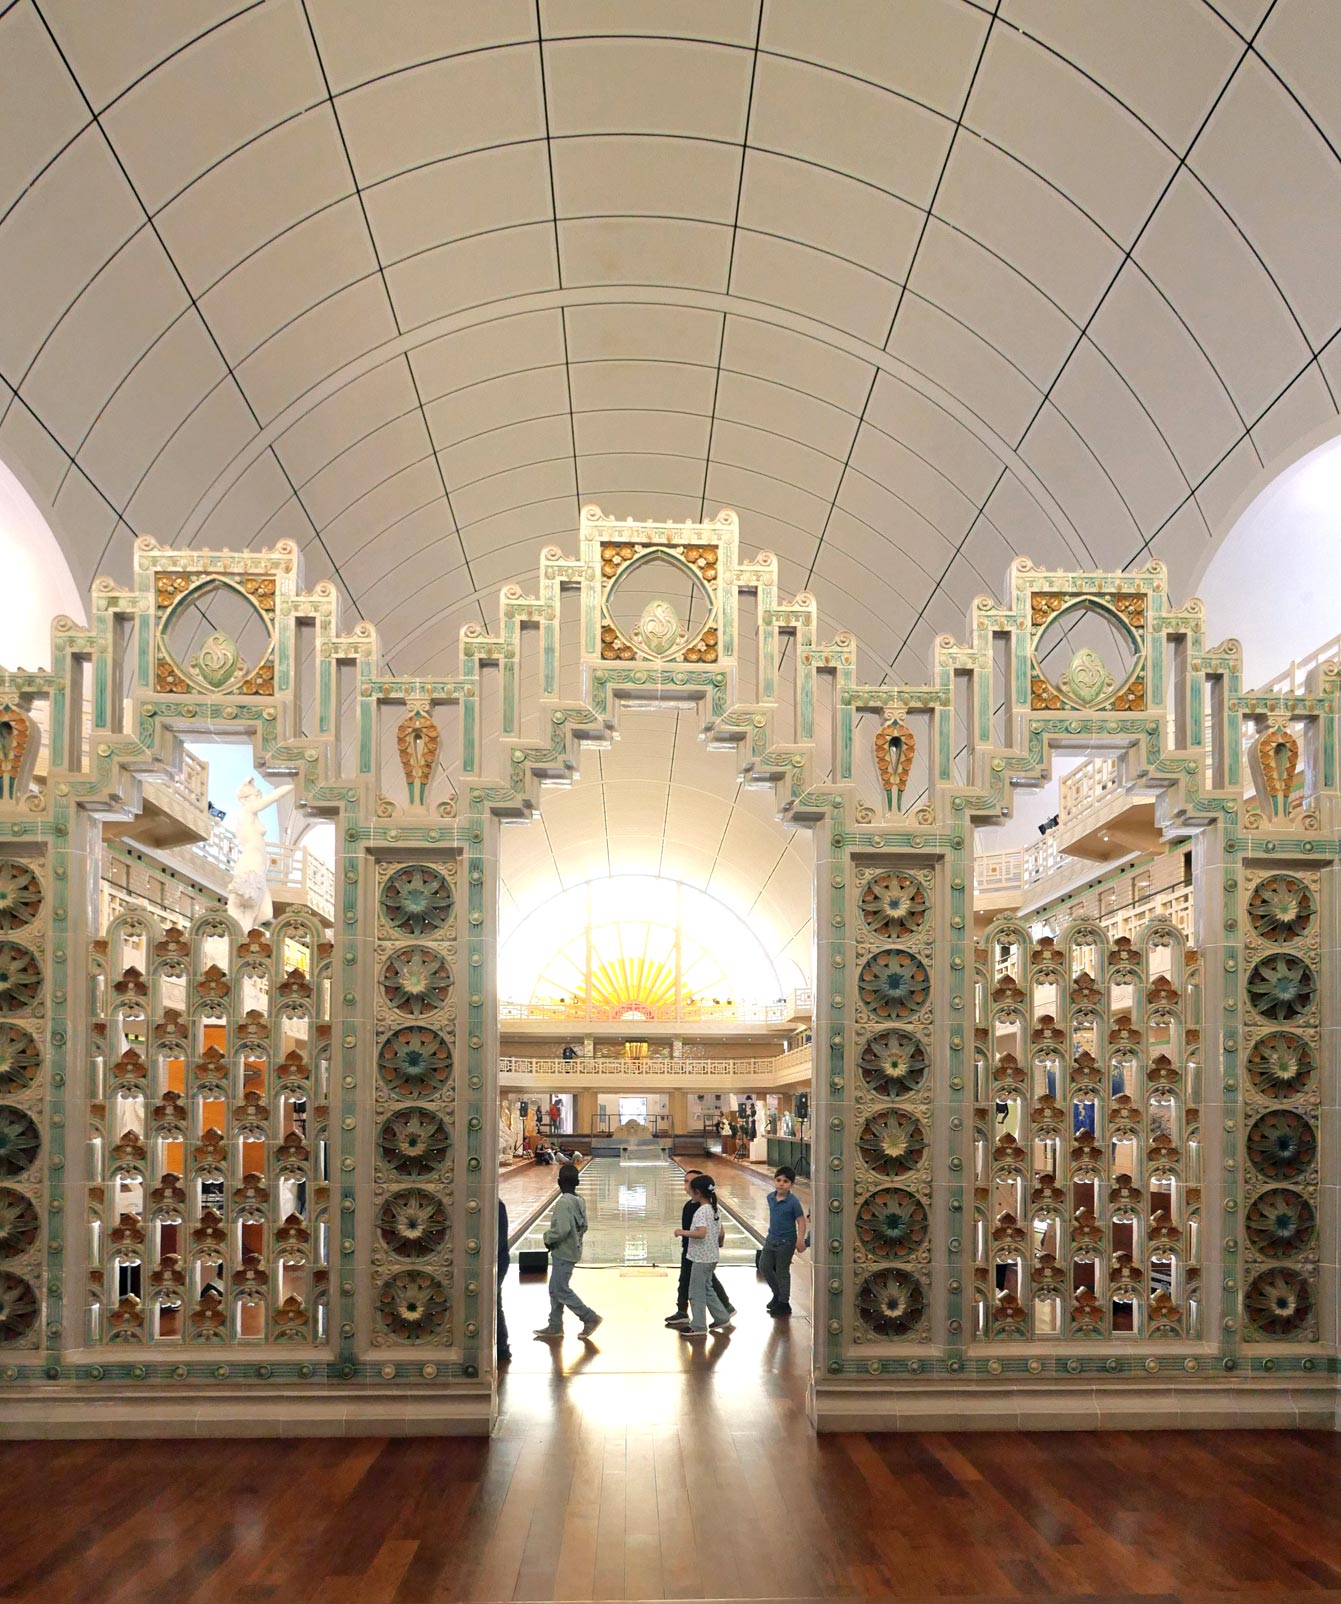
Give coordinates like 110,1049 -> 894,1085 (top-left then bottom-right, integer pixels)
770,1304 -> 792,1317
579,1315 -> 603,1338
709,1321 -> 734,1333
678,1326 -> 708,1338
664,1309 -> 690,1324
664,1314 -> 693,1329
533,1327 -> 562,1341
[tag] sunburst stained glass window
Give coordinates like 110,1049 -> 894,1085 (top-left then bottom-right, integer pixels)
499,876 -> 792,1016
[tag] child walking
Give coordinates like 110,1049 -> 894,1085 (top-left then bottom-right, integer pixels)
666,1167 -> 735,1328
673,1174 -> 733,1337
534,1163 -> 603,1341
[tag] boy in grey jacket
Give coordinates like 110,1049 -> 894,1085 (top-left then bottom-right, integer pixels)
534,1162 -> 603,1340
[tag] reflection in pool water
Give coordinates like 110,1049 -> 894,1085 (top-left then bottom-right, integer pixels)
515,1156 -> 758,1268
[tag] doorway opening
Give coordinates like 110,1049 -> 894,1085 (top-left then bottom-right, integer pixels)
494,705 -> 817,1381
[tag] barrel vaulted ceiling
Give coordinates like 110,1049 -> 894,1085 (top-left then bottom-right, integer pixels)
2,0 -> 1339,962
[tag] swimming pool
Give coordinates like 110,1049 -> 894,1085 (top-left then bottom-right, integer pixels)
512,1156 -> 759,1268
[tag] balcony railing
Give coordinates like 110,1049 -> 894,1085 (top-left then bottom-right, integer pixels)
1259,631 -> 1341,694
265,843 -> 336,923
499,989 -> 812,1025
1057,753 -> 1122,829
499,1052 -> 812,1085
165,824 -> 335,923
139,745 -> 211,816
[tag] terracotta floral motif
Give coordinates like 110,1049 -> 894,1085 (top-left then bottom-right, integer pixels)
1256,723 -> 1299,819
396,705 -> 440,807
0,704 -> 33,803
873,716 -> 915,810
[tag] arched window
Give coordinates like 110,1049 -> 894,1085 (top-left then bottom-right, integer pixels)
499,875 -> 801,1016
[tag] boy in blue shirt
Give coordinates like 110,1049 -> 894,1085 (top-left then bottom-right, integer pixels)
761,1166 -> 806,1316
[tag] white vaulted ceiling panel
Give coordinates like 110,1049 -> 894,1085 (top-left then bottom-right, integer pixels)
1,0 -> 1339,956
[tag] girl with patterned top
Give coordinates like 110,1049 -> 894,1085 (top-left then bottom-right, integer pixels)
673,1174 -> 733,1336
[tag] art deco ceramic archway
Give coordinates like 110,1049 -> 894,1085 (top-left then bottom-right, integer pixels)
0,504 -> 1335,1435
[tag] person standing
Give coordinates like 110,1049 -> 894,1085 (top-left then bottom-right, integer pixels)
534,1162 -> 603,1341
761,1165 -> 806,1317
673,1174 -> 733,1336
497,1195 -> 512,1364
665,1168 -> 735,1329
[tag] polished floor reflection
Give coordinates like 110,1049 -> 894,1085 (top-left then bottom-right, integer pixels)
514,1156 -> 760,1267
2,1162 -> 1336,1603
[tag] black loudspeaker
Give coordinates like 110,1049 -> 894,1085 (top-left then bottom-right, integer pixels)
518,1249 -> 549,1276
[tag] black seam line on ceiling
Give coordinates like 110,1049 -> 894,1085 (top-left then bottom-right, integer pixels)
1222,32 -> 1341,411
1012,25 -> 1332,410
62,0 -> 268,124
1197,0 -> 1254,46
317,190 -> 1222,535
657,710 -> 681,881
596,745 -> 613,880
362,478 -> 1017,682
964,136 -> 1262,475
328,32 -> 946,130
257,336 -> 1020,557
7,90 -> 1234,518
257,115 -> 1274,463
18,234 -> 1161,609
9,7 -> 1304,451
1010,4 -> 1278,479
1123,328 -> 1341,572
790,0 -> 1002,633
9,207 -> 1072,566
24,1 -> 368,629
0,0 -> 272,237
749,846 -> 799,926
533,8 -> 583,533
879,463 -> 1006,681
699,0 -> 764,521
185,342 -> 988,568
299,0 -> 483,630
884,0 -> 1000,348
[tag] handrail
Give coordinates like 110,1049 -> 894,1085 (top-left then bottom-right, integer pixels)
170,825 -> 335,922
1057,754 -> 1122,826
498,993 -> 811,1024
1258,631 -> 1341,694
499,1053 -> 812,1085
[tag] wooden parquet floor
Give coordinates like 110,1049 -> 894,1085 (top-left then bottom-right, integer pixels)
1,1178 -> 1337,1602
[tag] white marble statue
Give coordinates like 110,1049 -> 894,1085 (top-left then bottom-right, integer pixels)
226,777 -> 293,931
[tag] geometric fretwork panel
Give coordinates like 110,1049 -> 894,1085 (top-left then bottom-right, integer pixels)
851,862 -> 935,1345
85,911 -> 332,1344
0,853 -> 46,1348
371,859 -> 458,1347
1240,865 -> 1321,1344
973,920 -> 1203,1341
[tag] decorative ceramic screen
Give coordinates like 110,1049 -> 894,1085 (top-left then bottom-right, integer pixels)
973,921 -> 1202,1342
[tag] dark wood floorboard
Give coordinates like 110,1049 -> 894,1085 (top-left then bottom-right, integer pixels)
2,1268 -> 1340,1602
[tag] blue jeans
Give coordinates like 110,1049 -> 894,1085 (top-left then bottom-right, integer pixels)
687,1259 -> 729,1331
545,1256 -> 598,1330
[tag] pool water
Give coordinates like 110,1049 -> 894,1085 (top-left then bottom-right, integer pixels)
513,1156 -> 759,1268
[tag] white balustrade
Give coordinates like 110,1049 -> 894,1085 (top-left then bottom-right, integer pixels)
498,995 -> 803,1025
498,1051 -> 812,1085
1259,631 -> 1341,694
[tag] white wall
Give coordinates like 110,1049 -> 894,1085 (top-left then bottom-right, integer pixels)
1192,435 -> 1341,688
0,459 -> 85,668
